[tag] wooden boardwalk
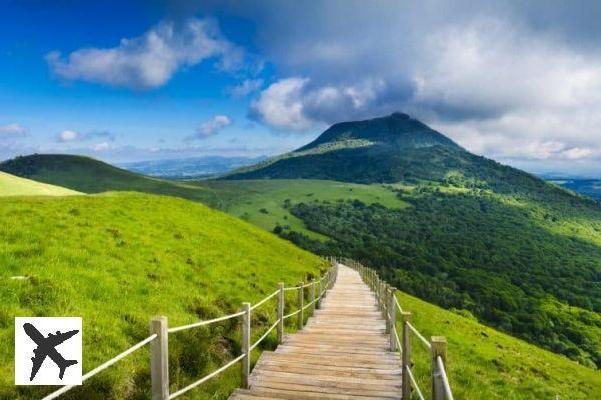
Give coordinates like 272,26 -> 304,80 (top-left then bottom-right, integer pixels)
230,264 -> 402,399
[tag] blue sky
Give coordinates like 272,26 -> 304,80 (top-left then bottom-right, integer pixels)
2,1 -> 601,176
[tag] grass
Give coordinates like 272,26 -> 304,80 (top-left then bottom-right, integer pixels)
196,179 -> 408,240
394,290 -> 601,400
0,192 -> 326,399
0,171 -> 80,196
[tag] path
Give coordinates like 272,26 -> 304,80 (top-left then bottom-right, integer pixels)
230,264 -> 402,399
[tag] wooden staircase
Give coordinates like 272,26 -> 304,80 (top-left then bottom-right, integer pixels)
230,264 -> 402,399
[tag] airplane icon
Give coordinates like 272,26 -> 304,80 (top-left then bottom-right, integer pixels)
23,323 -> 79,381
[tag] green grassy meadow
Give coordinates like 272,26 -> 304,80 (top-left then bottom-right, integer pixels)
196,179 -> 407,240
0,171 -> 80,197
395,290 -> 601,399
0,192 -> 326,399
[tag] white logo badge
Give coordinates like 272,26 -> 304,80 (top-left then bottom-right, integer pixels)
15,317 -> 82,385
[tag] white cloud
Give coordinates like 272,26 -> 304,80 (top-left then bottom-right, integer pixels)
57,130 -> 80,142
187,115 -> 233,141
0,123 -> 27,138
250,78 -> 318,130
46,18 -> 243,89
227,79 -> 264,97
93,142 -> 113,152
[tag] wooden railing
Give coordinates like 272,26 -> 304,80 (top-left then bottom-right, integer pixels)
42,263 -> 339,400
341,257 -> 455,400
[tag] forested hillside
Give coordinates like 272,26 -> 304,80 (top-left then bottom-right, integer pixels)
279,182 -> 601,368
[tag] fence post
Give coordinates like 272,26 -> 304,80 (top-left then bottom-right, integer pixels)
401,312 -> 412,400
316,278 -> 322,309
310,279 -> 316,315
297,282 -> 304,330
431,336 -> 447,400
241,302 -> 251,389
150,316 -> 169,400
384,284 -> 391,331
277,282 -> 284,344
389,287 -> 397,351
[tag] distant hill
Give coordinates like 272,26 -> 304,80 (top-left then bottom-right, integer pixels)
546,178 -> 601,200
118,155 -> 266,179
0,154 -> 226,205
0,192 -> 325,399
0,171 -> 80,196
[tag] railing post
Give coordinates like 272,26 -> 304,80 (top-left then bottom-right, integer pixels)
310,279 -> 316,315
316,278 -> 322,309
431,336 -> 447,400
297,282 -> 304,330
150,316 -> 169,400
401,312 -> 412,400
389,287 -> 397,351
384,284 -> 391,330
277,282 -> 284,344
241,302 -> 251,389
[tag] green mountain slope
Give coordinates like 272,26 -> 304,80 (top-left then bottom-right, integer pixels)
0,192 -> 325,399
394,289 -> 600,399
0,154 -> 224,204
0,171 -> 81,196
214,113 -> 601,369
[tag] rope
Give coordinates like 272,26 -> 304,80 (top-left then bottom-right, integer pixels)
168,311 -> 245,333
283,286 -> 301,291
249,320 -> 280,352
250,290 -> 279,311
283,309 -> 301,319
395,296 -> 403,313
42,334 -> 157,400
302,299 -> 315,310
406,366 -> 426,400
406,322 -> 432,349
437,355 -> 455,400
393,326 -> 402,354
169,353 -> 246,399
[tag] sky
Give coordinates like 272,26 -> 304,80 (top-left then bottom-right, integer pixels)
1,0 -> 601,176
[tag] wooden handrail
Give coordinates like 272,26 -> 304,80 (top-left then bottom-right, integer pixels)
41,261 -> 339,400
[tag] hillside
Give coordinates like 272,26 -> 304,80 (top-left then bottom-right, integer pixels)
0,154 -> 224,205
0,192 -> 325,399
394,289 -> 601,399
0,171 -> 80,196
1,192 -> 598,399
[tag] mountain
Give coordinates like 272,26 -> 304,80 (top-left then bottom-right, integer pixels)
0,191 -> 325,399
0,171 -> 80,196
225,112 -> 528,188
215,113 -> 601,369
118,155 -> 266,179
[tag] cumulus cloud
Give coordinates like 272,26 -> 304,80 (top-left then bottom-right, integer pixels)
229,1 -> 601,172
0,123 -> 27,138
46,18 -> 243,89
187,115 -> 232,141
